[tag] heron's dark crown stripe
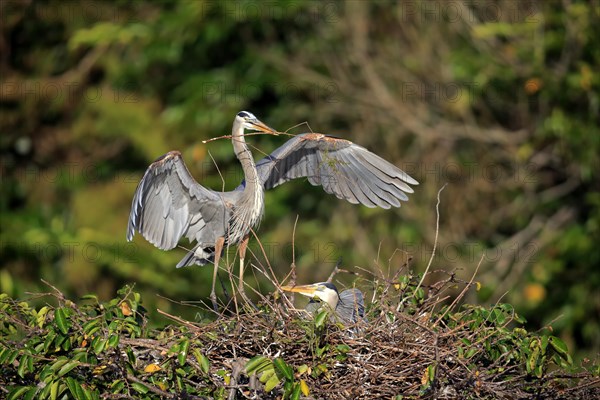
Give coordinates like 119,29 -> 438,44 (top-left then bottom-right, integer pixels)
237,111 -> 254,119
321,282 -> 338,293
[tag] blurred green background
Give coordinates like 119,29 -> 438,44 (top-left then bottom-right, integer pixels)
1,1 -> 598,361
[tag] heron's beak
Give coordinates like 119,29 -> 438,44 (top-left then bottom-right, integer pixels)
280,284 -> 319,297
248,119 -> 280,136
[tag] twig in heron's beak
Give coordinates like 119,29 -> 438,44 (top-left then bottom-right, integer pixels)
202,135 -> 233,144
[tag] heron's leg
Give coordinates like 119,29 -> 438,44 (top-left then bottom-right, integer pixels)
238,236 -> 249,297
211,237 -> 225,313
237,236 -> 258,310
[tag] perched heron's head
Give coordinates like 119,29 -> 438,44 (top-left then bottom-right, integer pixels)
281,282 -> 340,309
236,111 -> 279,135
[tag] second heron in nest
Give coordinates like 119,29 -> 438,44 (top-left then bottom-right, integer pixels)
281,282 -> 365,325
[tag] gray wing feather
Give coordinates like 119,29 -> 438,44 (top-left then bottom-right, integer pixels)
345,151 -> 410,207
127,151 -> 227,250
337,152 -> 387,207
254,133 -> 418,208
338,288 -> 365,323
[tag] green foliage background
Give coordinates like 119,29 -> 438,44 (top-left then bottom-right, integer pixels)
1,1 -> 598,361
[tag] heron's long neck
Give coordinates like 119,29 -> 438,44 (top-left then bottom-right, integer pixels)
326,293 -> 339,311
230,127 -> 264,239
232,131 -> 260,194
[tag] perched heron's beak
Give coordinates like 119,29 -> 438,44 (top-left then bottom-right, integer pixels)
280,284 -> 319,297
248,119 -> 280,136
281,283 -> 339,310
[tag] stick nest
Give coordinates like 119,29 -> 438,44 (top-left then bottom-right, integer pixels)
1,270 -> 598,399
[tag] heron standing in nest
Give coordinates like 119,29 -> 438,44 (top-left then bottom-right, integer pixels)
127,111 -> 417,311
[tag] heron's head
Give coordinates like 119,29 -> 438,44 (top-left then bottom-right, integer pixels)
235,111 -> 279,135
281,282 -> 339,308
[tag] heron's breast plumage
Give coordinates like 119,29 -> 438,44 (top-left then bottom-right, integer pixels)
227,184 -> 265,245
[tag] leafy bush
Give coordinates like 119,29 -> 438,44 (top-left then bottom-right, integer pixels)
1,273 -> 597,399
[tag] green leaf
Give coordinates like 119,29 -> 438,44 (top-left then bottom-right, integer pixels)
50,357 -> 70,373
534,363 -> 544,379
43,330 -> 57,353
7,386 -> 30,400
316,345 -> 329,358
36,306 -> 50,328
108,334 -> 119,348
273,357 -> 294,381
297,364 -> 309,375
26,355 -> 34,373
336,344 -> 350,353
178,338 -> 189,366
54,308 -> 70,335
125,348 -> 136,364
428,364 -> 436,382
124,321 -> 142,337
491,308 -> 506,324
0,348 -> 11,364
259,368 -> 275,384
246,355 -> 271,375
82,320 -> 101,337
40,365 -> 54,383
290,383 -> 301,400
414,288 -> 425,300
84,387 -> 98,400
91,336 -> 107,354
61,337 -> 72,352
49,381 -> 60,400
527,345 -> 540,375
313,363 -> 328,377
22,388 -> 39,400
264,371 -> 281,392
131,382 -> 149,394
110,380 -> 125,393
193,349 -> 210,374
18,355 -> 31,378
64,378 -> 77,396
513,327 -> 527,337
314,310 -> 328,328
58,360 -> 80,377
548,336 -> 569,358
465,347 -> 477,359
514,313 -> 527,324
9,349 -> 20,364
34,343 -> 45,353
65,377 -> 86,400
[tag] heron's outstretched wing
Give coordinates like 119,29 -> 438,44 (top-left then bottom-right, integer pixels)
254,133 -> 418,208
337,288 -> 365,323
127,151 -> 228,250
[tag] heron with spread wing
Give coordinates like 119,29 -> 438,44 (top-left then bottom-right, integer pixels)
281,282 -> 366,325
127,111 -> 417,311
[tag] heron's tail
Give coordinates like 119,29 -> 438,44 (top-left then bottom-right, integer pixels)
176,245 -> 215,268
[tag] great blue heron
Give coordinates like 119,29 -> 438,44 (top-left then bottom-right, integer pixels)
127,111 -> 417,311
281,282 -> 365,325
